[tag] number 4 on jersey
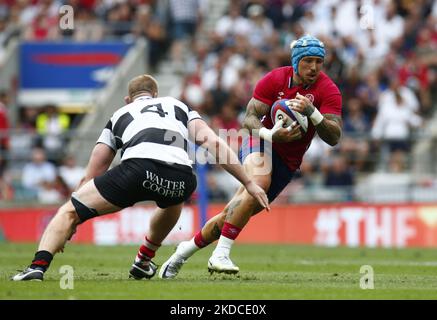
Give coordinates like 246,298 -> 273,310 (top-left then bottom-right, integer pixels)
141,103 -> 168,117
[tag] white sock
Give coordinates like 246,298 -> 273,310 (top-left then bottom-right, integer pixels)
212,235 -> 234,257
177,238 -> 201,258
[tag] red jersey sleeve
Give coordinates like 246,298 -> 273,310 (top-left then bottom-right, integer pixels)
253,71 -> 278,106
319,82 -> 342,116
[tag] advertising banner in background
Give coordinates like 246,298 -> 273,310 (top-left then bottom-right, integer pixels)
233,204 -> 437,248
18,41 -> 132,106
20,42 -> 131,89
1,204 -> 437,247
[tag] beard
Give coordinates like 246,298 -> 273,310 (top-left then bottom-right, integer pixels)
304,73 -> 318,85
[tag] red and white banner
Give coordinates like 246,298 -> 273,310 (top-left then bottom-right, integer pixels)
235,204 -> 437,248
1,204 -> 437,247
0,206 -> 194,245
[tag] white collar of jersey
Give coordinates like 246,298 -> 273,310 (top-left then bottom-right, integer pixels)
134,95 -> 153,102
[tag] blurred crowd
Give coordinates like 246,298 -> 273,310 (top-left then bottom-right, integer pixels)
0,94 -> 85,202
0,0 -> 437,203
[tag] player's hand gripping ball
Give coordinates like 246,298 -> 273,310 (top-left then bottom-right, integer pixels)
270,99 -> 308,132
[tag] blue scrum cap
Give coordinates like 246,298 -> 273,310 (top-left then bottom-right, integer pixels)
290,35 -> 325,75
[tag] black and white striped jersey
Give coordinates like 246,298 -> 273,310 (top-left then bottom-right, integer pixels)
97,96 -> 201,167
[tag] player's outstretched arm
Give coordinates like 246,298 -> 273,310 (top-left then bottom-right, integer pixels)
188,118 -> 270,211
76,143 -> 116,190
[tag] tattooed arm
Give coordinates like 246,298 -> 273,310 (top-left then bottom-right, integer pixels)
242,98 -> 270,130
289,93 -> 342,146
314,114 -> 342,146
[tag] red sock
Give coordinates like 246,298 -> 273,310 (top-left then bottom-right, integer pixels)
137,236 -> 160,262
221,222 -> 242,240
194,231 -> 209,248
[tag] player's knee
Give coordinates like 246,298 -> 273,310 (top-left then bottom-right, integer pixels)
71,194 -> 99,223
56,205 -> 81,227
68,210 -> 82,226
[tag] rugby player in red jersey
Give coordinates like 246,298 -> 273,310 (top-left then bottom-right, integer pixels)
159,35 -> 343,278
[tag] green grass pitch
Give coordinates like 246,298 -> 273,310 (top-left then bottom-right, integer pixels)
1,243 -> 437,299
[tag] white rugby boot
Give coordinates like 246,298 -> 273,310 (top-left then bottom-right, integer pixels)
207,254 -> 239,274
159,241 -> 190,279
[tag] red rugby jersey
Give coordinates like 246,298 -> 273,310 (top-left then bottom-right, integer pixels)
253,66 -> 342,171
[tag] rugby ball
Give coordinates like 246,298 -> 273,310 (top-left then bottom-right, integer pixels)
270,99 -> 308,132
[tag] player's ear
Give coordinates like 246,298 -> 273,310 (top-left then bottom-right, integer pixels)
124,96 -> 131,104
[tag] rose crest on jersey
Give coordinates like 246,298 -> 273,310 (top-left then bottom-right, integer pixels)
305,94 -> 314,103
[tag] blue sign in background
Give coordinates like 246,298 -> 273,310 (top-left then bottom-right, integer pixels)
20,42 -> 132,89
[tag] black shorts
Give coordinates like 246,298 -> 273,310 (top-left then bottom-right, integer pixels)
94,158 -> 197,209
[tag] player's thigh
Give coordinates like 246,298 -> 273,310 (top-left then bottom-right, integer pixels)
226,151 -> 272,201
71,179 -> 122,215
149,203 -> 184,235
227,154 -> 272,216
242,152 -> 272,191
154,202 -> 183,220
223,186 -> 265,218
231,152 -> 273,216
223,151 -> 272,212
